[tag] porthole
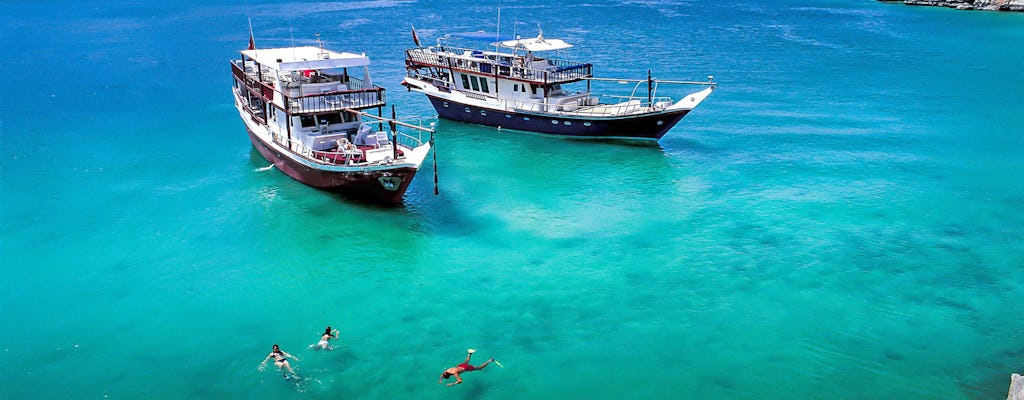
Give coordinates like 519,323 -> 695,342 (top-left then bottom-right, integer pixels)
505,114 -> 512,119
465,107 -> 471,113
584,122 -> 592,127
480,110 -> 487,115
656,120 -> 664,126
564,121 -> 572,125
443,102 -> 449,108
523,117 -> 530,121
551,120 -> 559,124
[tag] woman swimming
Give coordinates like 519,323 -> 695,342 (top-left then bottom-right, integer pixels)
260,344 -> 299,377
310,326 -> 339,351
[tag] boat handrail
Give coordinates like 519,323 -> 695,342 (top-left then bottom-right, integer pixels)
595,94 -> 675,103
342,108 -> 436,134
292,86 -> 382,98
279,126 -> 429,167
286,90 -> 386,114
584,76 -> 717,87
406,72 -> 452,92
497,93 -> 676,117
234,61 -> 387,113
407,46 -> 592,84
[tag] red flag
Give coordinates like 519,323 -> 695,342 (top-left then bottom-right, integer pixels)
247,18 -> 256,50
411,25 -> 421,47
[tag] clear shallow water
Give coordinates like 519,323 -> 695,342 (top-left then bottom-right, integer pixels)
2,1 -> 1023,399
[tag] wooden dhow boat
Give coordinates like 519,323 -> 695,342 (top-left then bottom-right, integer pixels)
232,37 -> 435,205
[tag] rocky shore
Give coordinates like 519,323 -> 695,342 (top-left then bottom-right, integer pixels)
879,0 -> 1024,11
1010,373 -> 1023,400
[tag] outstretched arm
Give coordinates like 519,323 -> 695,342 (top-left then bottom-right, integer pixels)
283,351 -> 300,361
447,372 -> 463,386
332,330 -> 339,339
259,354 -> 272,368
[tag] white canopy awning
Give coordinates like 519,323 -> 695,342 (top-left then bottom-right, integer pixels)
240,46 -> 370,71
498,36 -> 573,52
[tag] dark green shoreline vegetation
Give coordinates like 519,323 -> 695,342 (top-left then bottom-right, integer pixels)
878,0 -> 1024,11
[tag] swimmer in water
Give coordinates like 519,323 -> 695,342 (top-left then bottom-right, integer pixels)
260,344 -> 299,377
310,326 -> 339,351
438,349 -> 496,387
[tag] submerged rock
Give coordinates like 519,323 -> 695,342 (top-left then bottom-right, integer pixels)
1010,373 -> 1023,400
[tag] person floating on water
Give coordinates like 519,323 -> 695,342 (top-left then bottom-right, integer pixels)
310,326 -> 339,351
439,349 -> 500,387
260,344 -> 300,378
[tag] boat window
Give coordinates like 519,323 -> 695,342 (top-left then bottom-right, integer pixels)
461,74 -> 470,90
470,76 -> 480,91
530,84 -> 538,95
300,115 -> 317,128
479,77 -> 489,93
319,113 -> 343,125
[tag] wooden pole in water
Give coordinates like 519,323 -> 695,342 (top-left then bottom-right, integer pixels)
390,105 -> 398,161
432,132 -> 438,195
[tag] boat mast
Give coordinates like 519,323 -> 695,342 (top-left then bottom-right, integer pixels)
495,4 -> 501,53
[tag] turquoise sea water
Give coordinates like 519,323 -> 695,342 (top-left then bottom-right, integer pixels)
2,1 -> 1023,399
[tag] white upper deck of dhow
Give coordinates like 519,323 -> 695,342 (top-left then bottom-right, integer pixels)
240,46 -> 370,72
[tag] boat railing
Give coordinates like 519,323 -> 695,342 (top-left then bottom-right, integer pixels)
268,116 -> 432,167
406,46 -> 592,84
277,136 -> 353,166
497,93 -> 677,117
344,76 -> 366,90
286,88 -> 386,114
392,129 -> 428,151
376,114 -> 435,151
405,71 -> 452,92
302,128 -> 429,167
232,61 -> 277,100
233,86 -> 269,124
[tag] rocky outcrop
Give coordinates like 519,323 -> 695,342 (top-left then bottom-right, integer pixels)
1010,373 -> 1023,400
879,0 -> 1024,11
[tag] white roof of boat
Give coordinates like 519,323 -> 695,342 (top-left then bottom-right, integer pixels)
240,46 -> 370,71
498,36 -> 573,52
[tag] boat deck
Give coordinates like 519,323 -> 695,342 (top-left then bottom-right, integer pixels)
310,145 -> 406,166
